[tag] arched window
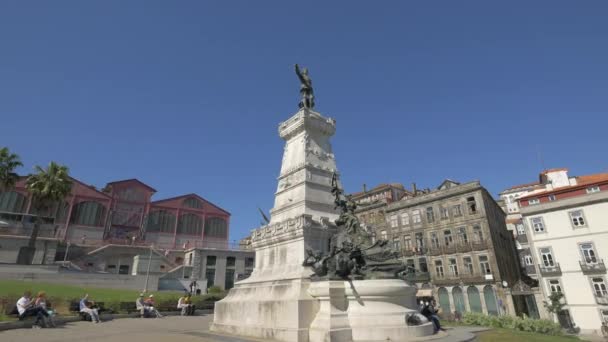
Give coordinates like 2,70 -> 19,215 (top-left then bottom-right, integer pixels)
452,286 -> 466,314
437,287 -> 451,315
183,198 -> 203,209
467,286 -> 483,313
483,285 -> 499,316
70,201 -> 106,226
178,213 -> 203,235
0,191 -> 28,213
147,210 -> 176,233
204,217 -> 227,238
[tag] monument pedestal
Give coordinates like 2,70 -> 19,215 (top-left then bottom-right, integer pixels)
211,215 -> 336,342
309,279 -> 434,342
308,281 -> 353,342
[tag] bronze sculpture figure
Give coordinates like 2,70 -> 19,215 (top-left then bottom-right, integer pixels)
295,64 -> 315,109
303,172 -> 409,280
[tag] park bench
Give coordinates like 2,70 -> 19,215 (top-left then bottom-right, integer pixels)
4,304 -> 56,327
69,301 -> 107,321
119,302 -> 138,314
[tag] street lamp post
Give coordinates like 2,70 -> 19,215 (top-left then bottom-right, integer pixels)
63,242 -> 71,266
144,244 -> 154,293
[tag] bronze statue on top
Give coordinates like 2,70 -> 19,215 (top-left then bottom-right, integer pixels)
303,172 -> 409,280
295,64 -> 315,109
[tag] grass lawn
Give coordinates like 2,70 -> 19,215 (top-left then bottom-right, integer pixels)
0,280 -> 212,321
0,280 -> 182,302
476,328 -> 580,342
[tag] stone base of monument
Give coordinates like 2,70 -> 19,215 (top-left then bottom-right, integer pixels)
210,277 -> 319,342
308,279 -> 434,342
211,278 -> 435,342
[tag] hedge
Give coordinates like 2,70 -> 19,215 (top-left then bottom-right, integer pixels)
461,312 -> 563,336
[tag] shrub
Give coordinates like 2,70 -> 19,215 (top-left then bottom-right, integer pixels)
207,286 -> 223,294
461,312 -> 563,336
104,300 -> 122,314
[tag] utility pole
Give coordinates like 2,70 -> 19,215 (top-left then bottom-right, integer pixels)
144,244 -> 154,292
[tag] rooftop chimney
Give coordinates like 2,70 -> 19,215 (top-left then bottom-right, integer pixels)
411,183 -> 417,197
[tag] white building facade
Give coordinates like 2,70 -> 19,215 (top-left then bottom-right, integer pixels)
519,170 -> 608,335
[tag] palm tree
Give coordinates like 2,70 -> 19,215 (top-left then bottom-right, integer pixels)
17,162 -> 72,264
0,147 -> 23,192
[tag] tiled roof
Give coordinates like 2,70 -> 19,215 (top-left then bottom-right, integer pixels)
105,178 -> 157,192
504,181 -> 541,191
350,183 -> 404,198
518,173 -> 608,201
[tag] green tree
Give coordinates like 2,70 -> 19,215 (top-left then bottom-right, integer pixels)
543,291 -> 566,316
0,147 -> 23,192
17,162 -> 72,264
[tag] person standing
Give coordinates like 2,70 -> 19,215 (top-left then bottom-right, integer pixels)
79,294 -> 100,323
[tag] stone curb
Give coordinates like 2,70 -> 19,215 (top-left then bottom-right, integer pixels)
0,310 -> 211,332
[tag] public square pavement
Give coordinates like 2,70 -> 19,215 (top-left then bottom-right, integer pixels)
0,315 -> 261,342
0,315 -> 484,342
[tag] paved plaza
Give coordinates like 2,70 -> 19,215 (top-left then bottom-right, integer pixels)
0,315 -> 485,342
0,316 -> 261,342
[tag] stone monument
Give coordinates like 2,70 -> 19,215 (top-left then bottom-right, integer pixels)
211,65 -> 435,342
211,65 -> 340,341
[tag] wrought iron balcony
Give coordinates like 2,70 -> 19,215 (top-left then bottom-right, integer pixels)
538,263 -> 562,277
432,271 -> 492,286
405,271 -> 431,283
456,242 -> 472,253
596,295 -> 608,305
428,246 -> 442,256
516,234 -> 528,244
524,265 -> 537,275
471,239 -> 489,251
579,259 -> 607,275
402,250 -> 415,257
443,244 -> 457,254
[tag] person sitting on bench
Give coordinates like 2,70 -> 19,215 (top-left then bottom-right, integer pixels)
17,291 -> 48,328
79,294 -> 100,323
177,293 -> 195,316
34,291 -> 55,327
144,294 -> 163,318
136,293 -> 149,318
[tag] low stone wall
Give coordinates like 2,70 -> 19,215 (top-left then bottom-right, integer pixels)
0,264 -> 159,291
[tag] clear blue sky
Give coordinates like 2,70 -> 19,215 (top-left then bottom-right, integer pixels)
1,1 -> 607,242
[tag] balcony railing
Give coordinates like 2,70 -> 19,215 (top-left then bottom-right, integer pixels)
428,246 -> 442,256
402,250 -> 415,257
524,265 -> 537,275
443,244 -> 457,254
539,263 -> 562,277
596,295 -> 608,305
471,239 -> 489,251
516,234 -> 528,244
579,260 -> 607,275
432,271 -> 493,286
456,242 -> 472,253
405,271 -> 431,283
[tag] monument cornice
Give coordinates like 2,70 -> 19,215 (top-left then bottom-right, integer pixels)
250,214 -> 335,247
278,109 -> 336,141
